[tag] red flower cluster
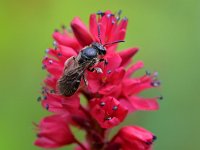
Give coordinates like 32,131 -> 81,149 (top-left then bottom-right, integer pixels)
35,10 -> 161,150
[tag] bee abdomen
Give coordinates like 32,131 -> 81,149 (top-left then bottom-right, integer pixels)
58,74 -> 81,96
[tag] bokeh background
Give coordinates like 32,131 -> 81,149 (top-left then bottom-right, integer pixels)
0,0 -> 199,149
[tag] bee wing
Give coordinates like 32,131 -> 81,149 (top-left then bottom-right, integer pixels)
58,57 -> 87,96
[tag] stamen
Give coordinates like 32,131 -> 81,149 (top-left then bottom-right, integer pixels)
154,72 -> 158,77
61,25 -> 66,29
112,20 -> 115,24
151,80 -> 161,87
153,135 -> 157,141
53,41 -> 57,49
105,116 -> 112,120
50,89 -> 55,93
112,106 -> 118,111
116,10 -> 122,21
123,17 -> 128,21
96,10 -> 105,17
159,96 -> 164,100
45,104 -> 49,110
145,141 -> 152,145
100,102 -> 105,106
37,96 -> 41,102
45,49 -> 49,53
107,70 -> 111,74
145,70 -> 151,76
57,53 -> 62,56
42,65 -> 46,70
48,60 -> 53,64
54,29 -> 59,32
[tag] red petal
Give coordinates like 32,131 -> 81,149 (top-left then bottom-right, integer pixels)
104,52 -> 122,72
128,96 -> 159,112
111,126 -> 155,150
41,93 -> 80,113
126,61 -> 144,77
119,47 -> 139,66
35,114 -> 75,148
71,17 -> 93,46
118,17 -> 128,31
89,97 -> 128,128
53,31 -> 80,50
42,57 -> 63,78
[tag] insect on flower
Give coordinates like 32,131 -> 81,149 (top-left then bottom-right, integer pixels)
58,25 -> 124,96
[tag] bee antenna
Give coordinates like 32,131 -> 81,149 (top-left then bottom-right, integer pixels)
103,40 -> 125,47
97,24 -> 102,44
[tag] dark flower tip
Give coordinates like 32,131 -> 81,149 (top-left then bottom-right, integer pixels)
151,80 -> 161,87
153,135 -> 157,141
96,10 -> 105,16
45,104 -> 49,110
159,96 -> 164,100
100,102 -> 106,106
37,96 -> 41,102
112,106 -> 118,111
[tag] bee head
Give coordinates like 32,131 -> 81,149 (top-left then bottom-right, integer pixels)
91,42 -> 106,55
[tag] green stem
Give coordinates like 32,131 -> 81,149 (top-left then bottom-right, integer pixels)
74,138 -> 87,150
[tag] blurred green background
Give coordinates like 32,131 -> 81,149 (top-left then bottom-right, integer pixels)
0,0 -> 199,149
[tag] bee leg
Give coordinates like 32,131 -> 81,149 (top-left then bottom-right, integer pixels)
88,67 -> 103,74
64,56 -> 76,67
99,58 -> 108,65
82,74 -> 88,86
94,67 -> 103,73
88,68 -> 95,72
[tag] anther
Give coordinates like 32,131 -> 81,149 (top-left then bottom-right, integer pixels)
105,60 -> 108,65
112,106 -> 118,111
54,29 -> 59,32
43,96 -> 47,100
50,89 -> 55,93
46,104 -> 49,110
105,116 -> 112,120
48,60 -> 53,64
61,25 -> 66,29
107,14 -> 112,18
107,70 -> 111,74
112,20 -> 115,24
159,96 -> 164,100
151,80 -> 161,87
153,135 -> 157,141
154,72 -> 159,77
37,96 -> 41,102
57,53 -> 62,56
123,17 -> 128,21
96,10 -> 105,17
145,141 -> 152,145
45,49 -> 49,53
42,65 -> 46,70
116,10 -> 122,21
145,70 -> 151,76
53,41 -> 57,49
100,102 -> 105,106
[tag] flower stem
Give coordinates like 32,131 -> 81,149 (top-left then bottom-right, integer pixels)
74,138 -> 87,150
79,105 -> 92,119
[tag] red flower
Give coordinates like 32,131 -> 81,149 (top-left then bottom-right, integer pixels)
89,96 -> 128,128
109,126 -> 156,150
34,114 -> 75,148
35,10 -> 161,149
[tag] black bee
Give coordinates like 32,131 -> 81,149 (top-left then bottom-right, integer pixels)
57,25 -> 124,96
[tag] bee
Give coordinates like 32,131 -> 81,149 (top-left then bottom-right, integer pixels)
57,25 -> 124,96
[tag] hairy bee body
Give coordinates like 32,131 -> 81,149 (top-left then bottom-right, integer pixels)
57,40 -> 124,97
58,44 -> 101,96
